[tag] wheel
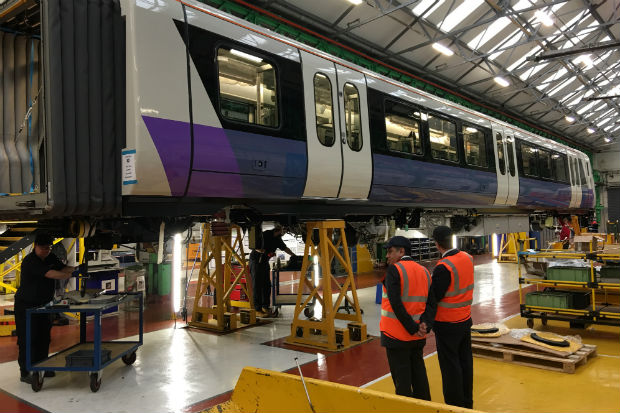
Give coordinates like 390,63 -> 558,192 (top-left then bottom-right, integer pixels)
122,351 -> 137,365
526,318 -> 534,328
303,306 -> 314,318
90,373 -> 101,392
31,372 -> 43,392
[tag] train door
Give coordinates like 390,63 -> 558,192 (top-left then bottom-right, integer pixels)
300,53 -> 372,199
567,153 -> 582,208
492,123 -> 509,205
334,64 -> 372,199
504,130 -> 520,205
301,51 -> 342,198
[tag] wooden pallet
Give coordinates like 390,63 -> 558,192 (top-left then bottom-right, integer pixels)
472,342 -> 597,373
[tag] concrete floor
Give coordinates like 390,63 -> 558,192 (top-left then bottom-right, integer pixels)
2,258 -> 611,413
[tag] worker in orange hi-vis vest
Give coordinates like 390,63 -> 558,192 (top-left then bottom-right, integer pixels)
380,236 -> 434,400
418,226 -> 475,409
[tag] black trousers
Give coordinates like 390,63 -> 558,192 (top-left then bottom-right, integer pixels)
249,253 -> 271,309
385,339 -> 431,400
434,319 -> 474,409
14,301 -> 52,375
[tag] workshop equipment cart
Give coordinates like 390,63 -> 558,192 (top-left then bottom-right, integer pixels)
26,292 -> 143,392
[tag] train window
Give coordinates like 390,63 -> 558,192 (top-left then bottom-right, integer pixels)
463,125 -> 487,167
313,73 -> 335,146
551,153 -> 568,182
578,159 -> 586,186
429,114 -> 458,162
506,137 -> 516,177
521,143 -> 538,176
343,83 -> 362,151
384,100 -> 423,155
496,132 -> 505,174
217,47 -> 278,127
538,149 -> 552,179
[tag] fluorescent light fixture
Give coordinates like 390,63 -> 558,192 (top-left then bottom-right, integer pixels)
604,137 -> 611,143
173,233 -> 182,314
494,76 -> 510,87
432,42 -> 454,56
492,233 -> 498,258
534,10 -> 554,27
312,255 -> 322,320
230,49 -> 263,63
565,116 -> 575,123
452,235 -> 457,249
347,0 -> 363,4
587,127 -> 595,134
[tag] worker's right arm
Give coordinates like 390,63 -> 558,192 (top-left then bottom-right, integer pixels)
44,255 -> 74,280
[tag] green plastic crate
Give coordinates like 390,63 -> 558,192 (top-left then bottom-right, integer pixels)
525,291 -> 572,309
546,266 -> 590,282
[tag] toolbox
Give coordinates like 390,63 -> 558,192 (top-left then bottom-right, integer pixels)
65,349 -> 112,367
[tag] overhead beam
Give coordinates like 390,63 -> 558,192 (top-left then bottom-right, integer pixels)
526,41 -> 620,62
584,95 -> 620,101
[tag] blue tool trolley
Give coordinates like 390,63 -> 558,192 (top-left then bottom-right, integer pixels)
26,292 -> 143,392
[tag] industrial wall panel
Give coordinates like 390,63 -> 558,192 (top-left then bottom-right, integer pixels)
609,188 -> 620,222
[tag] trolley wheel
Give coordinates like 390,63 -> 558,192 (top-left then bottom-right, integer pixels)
122,351 -> 137,365
304,307 -> 314,318
271,307 -> 279,318
90,373 -> 101,392
526,318 -> 534,328
31,372 -> 43,392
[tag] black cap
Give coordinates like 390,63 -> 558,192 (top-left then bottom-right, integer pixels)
34,232 -> 54,246
432,226 -> 453,243
384,236 -> 410,249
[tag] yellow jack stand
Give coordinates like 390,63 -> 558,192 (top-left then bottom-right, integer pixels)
498,232 -> 533,263
285,220 -> 369,351
189,223 -> 258,332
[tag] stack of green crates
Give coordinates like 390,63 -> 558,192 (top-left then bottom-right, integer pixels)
599,265 -> 620,284
546,266 -> 590,282
525,291 -> 573,309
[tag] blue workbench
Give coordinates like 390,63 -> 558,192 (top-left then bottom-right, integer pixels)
25,292 -> 143,392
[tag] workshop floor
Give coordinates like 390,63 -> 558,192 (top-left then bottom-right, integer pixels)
0,255 -> 617,413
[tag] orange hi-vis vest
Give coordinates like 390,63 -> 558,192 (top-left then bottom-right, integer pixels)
380,260 -> 431,341
435,251 -> 474,323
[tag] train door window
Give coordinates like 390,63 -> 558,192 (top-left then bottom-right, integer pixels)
463,125 -> 487,167
313,73 -> 335,146
506,136 -> 516,177
343,83 -> 362,151
552,153 -> 568,182
384,100 -> 422,155
429,114 -> 458,162
538,149 -> 552,179
496,132 -> 505,174
217,47 -> 278,127
521,143 -> 538,176
578,158 -> 586,186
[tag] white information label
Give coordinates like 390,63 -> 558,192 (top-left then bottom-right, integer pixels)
122,150 -> 137,185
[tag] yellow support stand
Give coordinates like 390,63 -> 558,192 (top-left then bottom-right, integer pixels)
286,220 -> 368,351
498,232 -> 533,263
0,251 -> 25,294
189,222 -> 258,332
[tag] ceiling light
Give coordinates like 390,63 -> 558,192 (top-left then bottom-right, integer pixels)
565,116 -> 575,123
604,137 -> 611,143
432,42 -> 454,56
230,49 -> 263,63
494,76 -> 510,87
347,0 -> 363,4
535,10 -> 554,27
587,127 -> 595,134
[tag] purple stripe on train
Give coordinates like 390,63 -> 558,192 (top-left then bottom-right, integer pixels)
517,177 -> 572,209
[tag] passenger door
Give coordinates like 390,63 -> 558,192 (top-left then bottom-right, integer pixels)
492,123 -> 509,205
567,153 -> 582,208
504,130 -> 519,205
301,50 -> 372,199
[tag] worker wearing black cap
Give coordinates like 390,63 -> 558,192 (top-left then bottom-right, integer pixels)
14,232 -> 75,384
380,235 -> 433,400
419,226 -> 475,408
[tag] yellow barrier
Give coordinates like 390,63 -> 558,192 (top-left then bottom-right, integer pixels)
206,367 -> 482,413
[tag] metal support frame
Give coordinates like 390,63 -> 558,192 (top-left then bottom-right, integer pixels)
286,220 -> 368,351
498,232 -> 533,263
189,223 -> 257,332
0,251 -> 26,293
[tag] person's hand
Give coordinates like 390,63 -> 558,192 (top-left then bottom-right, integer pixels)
417,321 -> 428,337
